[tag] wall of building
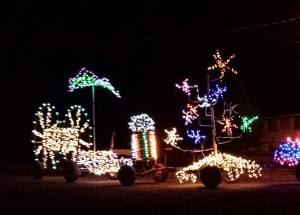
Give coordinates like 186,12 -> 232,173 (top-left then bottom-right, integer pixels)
260,114 -> 300,151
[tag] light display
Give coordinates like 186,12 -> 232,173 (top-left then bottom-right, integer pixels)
187,129 -> 206,144
32,103 -> 132,175
129,114 -> 157,160
207,49 -> 237,79
182,104 -> 199,125
165,50 -> 261,187
128,114 -> 155,132
164,129 -> 261,183
68,67 -> 121,98
274,138 -> 300,166
68,67 -> 121,151
210,84 -> 227,99
175,79 -> 225,108
32,103 -> 91,169
164,128 -> 183,149
175,79 -> 196,96
218,115 -> 238,136
77,150 -> 133,176
198,95 -> 215,108
175,152 -> 262,183
240,116 -> 259,132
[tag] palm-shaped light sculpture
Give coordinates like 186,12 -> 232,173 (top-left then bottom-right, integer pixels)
68,67 -> 121,151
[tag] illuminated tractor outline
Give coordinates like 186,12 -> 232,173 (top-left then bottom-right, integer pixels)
117,114 -> 171,186
32,103 -> 132,182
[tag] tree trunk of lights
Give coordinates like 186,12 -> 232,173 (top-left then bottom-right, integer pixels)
92,86 -> 96,151
206,74 -> 218,155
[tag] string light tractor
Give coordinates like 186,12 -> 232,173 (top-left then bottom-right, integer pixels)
117,114 -> 172,186
32,103 -> 132,182
165,50 -> 262,188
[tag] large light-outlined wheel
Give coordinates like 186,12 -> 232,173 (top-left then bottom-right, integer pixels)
33,161 -> 44,179
118,165 -> 136,186
32,103 -> 59,169
63,160 -> 79,182
200,166 -> 222,188
296,163 -> 300,182
152,163 -> 168,182
222,169 -> 241,183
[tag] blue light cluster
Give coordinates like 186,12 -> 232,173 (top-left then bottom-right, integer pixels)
187,129 -> 206,144
210,84 -> 227,99
274,140 -> 300,166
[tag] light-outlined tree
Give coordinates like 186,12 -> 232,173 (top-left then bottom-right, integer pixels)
165,50 -> 261,188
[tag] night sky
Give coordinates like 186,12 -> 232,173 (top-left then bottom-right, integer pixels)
1,0 -> 300,163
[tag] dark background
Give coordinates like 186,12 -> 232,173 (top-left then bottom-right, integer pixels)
1,0 -> 300,164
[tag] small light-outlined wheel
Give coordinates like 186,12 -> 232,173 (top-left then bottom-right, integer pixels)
222,169 -> 241,183
118,165 -> 136,186
33,161 -> 44,179
152,163 -> 168,182
200,165 -> 222,188
63,160 -> 79,182
296,163 -> 300,182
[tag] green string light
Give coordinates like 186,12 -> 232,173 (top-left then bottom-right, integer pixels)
240,116 -> 259,132
68,67 -> 121,98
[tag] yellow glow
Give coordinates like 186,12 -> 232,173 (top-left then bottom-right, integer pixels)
32,104 -> 132,174
77,150 -> 133,175
164,128 -> 183,148
148,131 -> 158,160
175,152 -> 262,183
207,49 -> 237,79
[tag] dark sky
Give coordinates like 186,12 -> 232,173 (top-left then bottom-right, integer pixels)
1,0 -> 300,162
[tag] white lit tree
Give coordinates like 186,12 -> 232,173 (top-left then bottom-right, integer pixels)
165,50 -> 261,188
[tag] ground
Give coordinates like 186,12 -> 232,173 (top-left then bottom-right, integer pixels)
1,162 -> 299,215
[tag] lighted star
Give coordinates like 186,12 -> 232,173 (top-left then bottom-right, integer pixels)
187,130 -> 206,144
207,49 -> 237,79
240,116 -> 258,132
182,104 -> 199,125
219,115 -> 238,136
198,95 -> 215,108
164,128 -> 183,147
175,79 -> 197,96
210,84 -> 227,99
